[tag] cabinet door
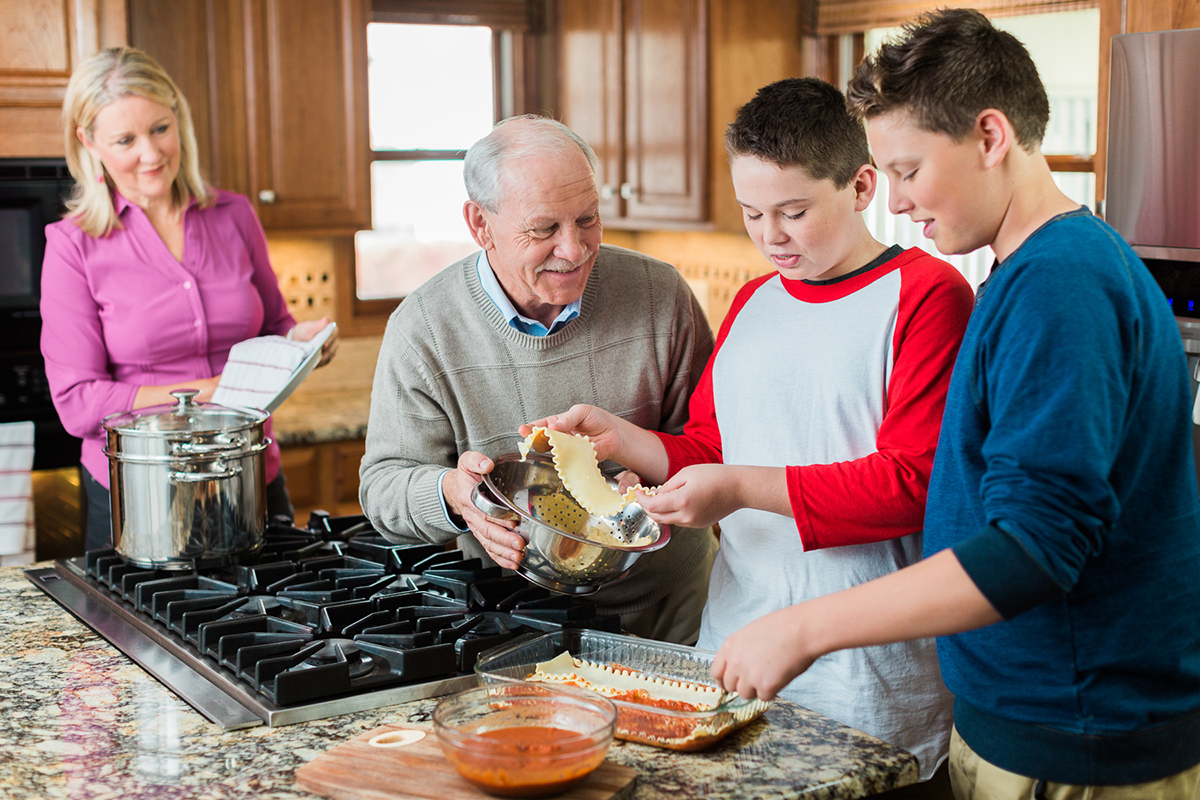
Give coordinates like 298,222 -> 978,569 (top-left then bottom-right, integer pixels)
129,0 -> 244,194
0,0 -> 126,156
243,0 -> 370,231
622,0 -> 707,224
558,0 -> 623,222
555,0 -> 707,228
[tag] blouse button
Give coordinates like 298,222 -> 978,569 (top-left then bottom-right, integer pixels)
183,281 -> 192,290
193,319 -> 202,328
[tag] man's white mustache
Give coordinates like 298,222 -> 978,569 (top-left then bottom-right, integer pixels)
536,250 -> 593,274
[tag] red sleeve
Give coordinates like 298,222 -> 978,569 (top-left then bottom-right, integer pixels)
791,251 -> 974,550
654,273 -> 777,473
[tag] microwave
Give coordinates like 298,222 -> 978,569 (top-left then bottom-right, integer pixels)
0,158 -> 81,469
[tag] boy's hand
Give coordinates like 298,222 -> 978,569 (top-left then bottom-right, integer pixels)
640,464 -> 791,526
442,451 -> 525,569
637,464 -> 741,528
520,404 -> 624,462
711,605 -> 818,701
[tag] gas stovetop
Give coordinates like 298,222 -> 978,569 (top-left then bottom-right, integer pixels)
25,513 -> 621,729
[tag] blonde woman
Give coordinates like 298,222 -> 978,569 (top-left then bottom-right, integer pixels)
41,47 -> 337,550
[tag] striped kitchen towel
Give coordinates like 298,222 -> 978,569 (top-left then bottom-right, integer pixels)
0,421 -> 35,565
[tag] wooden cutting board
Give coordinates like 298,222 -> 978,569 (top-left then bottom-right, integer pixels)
294,723 -> 638,800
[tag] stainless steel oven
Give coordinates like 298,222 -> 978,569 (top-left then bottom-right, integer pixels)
0,157 -> 81,469
1106,27 -> 1200,492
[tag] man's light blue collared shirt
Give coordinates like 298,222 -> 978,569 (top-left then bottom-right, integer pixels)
436,251 -> 584,531
476,250 -> 581,335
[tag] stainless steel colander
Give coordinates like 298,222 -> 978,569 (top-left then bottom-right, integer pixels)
471,452 -> 670,595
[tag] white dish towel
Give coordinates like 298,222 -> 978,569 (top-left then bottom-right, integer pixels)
0,421 -> 35,565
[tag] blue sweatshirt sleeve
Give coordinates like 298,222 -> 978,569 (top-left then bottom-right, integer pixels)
959,233 -> 1142,615
954,524 -> 1065,618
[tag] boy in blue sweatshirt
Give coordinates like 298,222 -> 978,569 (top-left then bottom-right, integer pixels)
711,8 -> 1200,795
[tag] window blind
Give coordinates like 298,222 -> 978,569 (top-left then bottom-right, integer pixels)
816,0 -> 1097,35
372,0 -> 534,30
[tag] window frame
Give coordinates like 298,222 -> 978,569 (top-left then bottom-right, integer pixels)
336,0 -> 546,334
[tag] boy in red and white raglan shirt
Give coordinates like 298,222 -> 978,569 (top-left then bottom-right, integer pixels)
506,78 -> 974,781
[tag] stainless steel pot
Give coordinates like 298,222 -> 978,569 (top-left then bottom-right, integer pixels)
471,452 -> 670,595
102,389 -> 270,569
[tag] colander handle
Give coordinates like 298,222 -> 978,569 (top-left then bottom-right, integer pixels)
471,480 -> 521,521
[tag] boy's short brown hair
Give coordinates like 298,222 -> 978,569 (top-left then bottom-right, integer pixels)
846,8 -> 1049,152
725,77 -> 870,189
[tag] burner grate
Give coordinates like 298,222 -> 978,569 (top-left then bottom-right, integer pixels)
29,514 -> 624,726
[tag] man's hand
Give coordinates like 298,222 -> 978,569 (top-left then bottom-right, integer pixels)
442,451 -> 526,569
711,605 -> 817,701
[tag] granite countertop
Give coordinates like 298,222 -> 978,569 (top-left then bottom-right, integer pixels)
270,388 -> 370,447
0,564 -> 920,800
268,335 -> 378,447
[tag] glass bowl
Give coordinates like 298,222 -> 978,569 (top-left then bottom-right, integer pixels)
475,629 -> 771,751
432,683 -> 618,797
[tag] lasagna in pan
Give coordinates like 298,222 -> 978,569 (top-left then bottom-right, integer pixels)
525,651 -> 768,751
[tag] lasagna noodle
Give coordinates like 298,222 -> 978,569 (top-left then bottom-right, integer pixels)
518,427 -> 654,517
525,652 -> 763,750
526,652 -> 723,710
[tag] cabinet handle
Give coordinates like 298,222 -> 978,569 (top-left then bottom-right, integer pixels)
599,184 -> 615,200
619,182 -> 635,200
258,189 -> 277,204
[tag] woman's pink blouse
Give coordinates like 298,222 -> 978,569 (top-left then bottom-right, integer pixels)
40,189 -> 295,489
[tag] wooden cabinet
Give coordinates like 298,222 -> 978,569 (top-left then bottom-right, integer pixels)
0,0 -> 127,156
243,0 -> 371,230
129,0 -> 370,232
556,0 -> 707,228
280,438 -> 365,525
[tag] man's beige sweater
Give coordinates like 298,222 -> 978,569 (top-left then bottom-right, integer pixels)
360,245 -> 716,613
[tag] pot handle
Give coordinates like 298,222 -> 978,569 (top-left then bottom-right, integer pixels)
471,480 -> 520,521
169,462 -> 244,483
172,436 -> 247,456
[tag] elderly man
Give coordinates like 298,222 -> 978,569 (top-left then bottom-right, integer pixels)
359,116 -> 718,645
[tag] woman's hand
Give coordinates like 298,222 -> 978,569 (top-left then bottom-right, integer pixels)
289,316 -> 339,367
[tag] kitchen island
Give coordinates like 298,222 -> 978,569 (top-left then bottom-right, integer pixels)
0,564 -> 920,800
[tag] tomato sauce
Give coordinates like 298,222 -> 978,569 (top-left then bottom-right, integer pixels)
443,726 -> 605,798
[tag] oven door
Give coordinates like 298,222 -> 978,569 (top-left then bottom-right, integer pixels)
1179,319 -> 1200,495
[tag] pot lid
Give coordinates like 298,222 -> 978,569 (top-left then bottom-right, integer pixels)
103,389 -> 267,435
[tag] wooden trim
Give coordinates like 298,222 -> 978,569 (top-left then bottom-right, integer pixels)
99,0 -> 127,47
799,34 -> 837,83
333,236 -> 392,336
1094,0 -> 1124,204
1045,154 -> 1096,172
851,32 -> 866,73
816,0 -> 1099,35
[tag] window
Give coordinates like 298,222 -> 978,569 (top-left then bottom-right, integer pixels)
861,9 -> 1100,288
355,23 -> 496,300
352,1 -> 544,306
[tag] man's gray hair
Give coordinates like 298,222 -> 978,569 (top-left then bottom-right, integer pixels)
463,115 -> 600,212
